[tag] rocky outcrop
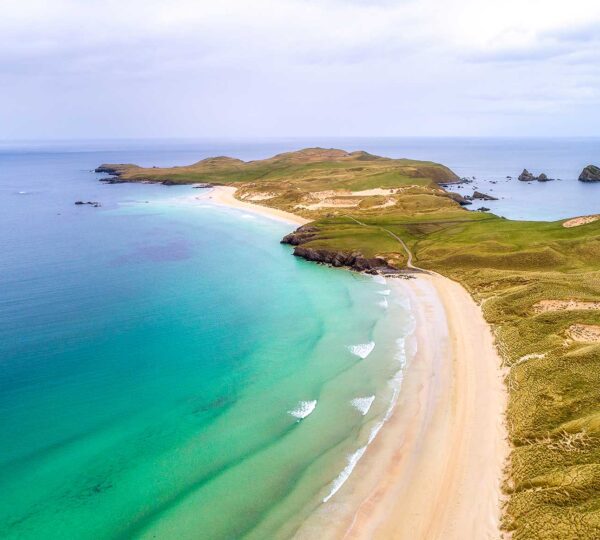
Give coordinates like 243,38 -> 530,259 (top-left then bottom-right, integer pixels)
292,246 -> 397,274
281,225 -> 399,274
518,169 -> 554,182
95,165 -> 122,175
579,165 -> 600,182
281,225 -> 320,245
75,201 -> 101,207
518,169 -> 535,182
467,191 -> 498,201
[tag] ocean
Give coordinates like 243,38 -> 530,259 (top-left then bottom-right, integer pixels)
1,137 -> 598,539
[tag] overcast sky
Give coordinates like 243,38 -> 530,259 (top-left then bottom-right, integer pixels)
1,0 -> 600,139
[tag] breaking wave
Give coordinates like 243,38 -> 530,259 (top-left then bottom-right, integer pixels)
378,298 -> 388,309
377,289 -> 391,296
372,275 -> 387,285
323,446 -> 367,503
348,341 -> 375,359
288,400 -> 317,420
351,395 -> 375,416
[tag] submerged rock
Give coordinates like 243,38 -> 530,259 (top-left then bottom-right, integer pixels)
579,165 -> 600,182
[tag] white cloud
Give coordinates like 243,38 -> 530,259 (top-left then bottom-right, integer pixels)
0,0 -> 599,137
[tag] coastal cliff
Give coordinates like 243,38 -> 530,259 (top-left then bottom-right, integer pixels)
281,225 -> 400,274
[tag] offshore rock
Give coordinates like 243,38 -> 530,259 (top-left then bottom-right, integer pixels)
579,165 -> 600,182
471,191 -> 498,201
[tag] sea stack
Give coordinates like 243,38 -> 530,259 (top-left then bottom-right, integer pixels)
518,169 -> 553,182
579,165 -> 600,182
518,169 -> 535,181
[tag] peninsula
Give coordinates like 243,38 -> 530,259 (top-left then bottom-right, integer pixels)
98,148 -> 600,539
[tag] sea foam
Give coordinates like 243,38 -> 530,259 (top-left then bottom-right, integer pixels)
378,298 -> 388,309
348,341 -> 375,359
323,446 -> 367,503
351,395 -> 375,416
372,275 -> 387,285
377,289 -> 391,296
288,400 -> 317,420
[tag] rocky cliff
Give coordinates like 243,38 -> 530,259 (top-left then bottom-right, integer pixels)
281,225 -> 400,274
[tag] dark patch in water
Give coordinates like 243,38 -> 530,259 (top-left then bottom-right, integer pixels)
112,239 -> 192,264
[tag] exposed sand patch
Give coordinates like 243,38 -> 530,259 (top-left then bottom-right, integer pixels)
372,198 -> 396,209
568,324 -> 600,343
515,352 -> 547,365
563,215 -> 600,228
295,199 -> 360,211
534,300 -> 600,313
351,188 -> 399,196
242,192 -> 276,201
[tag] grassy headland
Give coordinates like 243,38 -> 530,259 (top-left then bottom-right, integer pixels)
99,148 -> 600,538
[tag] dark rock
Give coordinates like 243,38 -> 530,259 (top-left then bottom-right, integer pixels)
99,177 -> 125,184
518,169 -> 554,182
476,206 -> 490,212
95,165 -> 121,175
281,225 -> 320,246
193,183 -> 213,189
518,169 -> 535,182
293,246 -> 397,273
579,165 -> 600,182
74,201 -> 101,207
471,191 -> 498,201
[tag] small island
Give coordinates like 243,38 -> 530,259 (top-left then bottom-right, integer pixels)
579,164 -> 600,182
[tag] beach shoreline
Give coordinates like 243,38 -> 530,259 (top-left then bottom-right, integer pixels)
200,186 -> 309,226
200,186 -> 508,539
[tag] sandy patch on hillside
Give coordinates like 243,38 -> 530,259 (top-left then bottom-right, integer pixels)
351,188 -> 398,196
242,192 -> 277,201
563,215 -> 600,228
534,300 -> 600,313
568,324 -> 600,343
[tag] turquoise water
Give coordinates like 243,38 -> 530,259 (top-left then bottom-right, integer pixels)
0,145 -> 414,538
2,137 -> 598,539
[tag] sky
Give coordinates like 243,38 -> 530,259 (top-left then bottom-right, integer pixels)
1,0 -> 600,139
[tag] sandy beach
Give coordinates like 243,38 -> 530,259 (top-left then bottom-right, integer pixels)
204,186 -> 508,540
206,186 -> 309,226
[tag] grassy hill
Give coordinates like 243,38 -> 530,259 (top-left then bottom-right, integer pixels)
96,147 -> 460,189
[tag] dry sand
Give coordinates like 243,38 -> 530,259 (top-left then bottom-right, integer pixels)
203,187 -> 508,539
203,186 -> 309,225
562,214 -> 600,228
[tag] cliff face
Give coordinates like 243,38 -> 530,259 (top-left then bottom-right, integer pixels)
281,225 -> 400,274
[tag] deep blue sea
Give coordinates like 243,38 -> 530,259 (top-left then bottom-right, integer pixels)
1,137 -> 598,539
